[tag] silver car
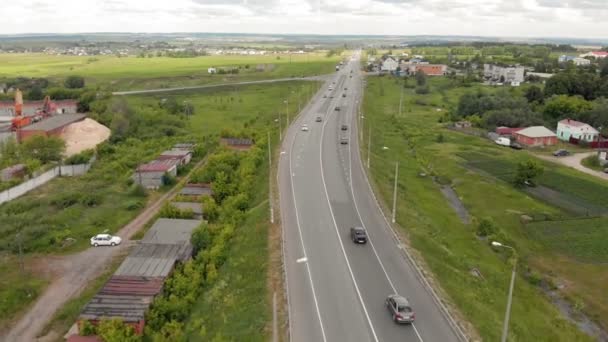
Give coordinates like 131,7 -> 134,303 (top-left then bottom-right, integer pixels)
386,294 -> 415,324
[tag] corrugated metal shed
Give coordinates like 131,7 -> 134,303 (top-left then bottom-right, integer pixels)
80,294 -> 154,322
141,218 -> 201,246
98,276 -> 164,297
114,244 -> 191,277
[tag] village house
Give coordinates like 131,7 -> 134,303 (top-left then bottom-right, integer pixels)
381,57 -> 399,72
512,126 -> 557,147
556,119 -> 599,143
483,64 -> 525,85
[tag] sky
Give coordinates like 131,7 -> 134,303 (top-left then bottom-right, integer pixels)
1,0 -> 607,38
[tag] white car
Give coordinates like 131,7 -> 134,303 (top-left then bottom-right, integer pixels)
301,125 -> 309,132
90,234 -> 122,247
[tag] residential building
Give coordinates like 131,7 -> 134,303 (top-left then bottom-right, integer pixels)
207,67 -> 217,74
412,64 -> 447,76
572,57 -> 591,66
483,64 -> 525,85
579,51 -> 608,59
133,159 -> 179,189
556,119 -> 599,143
381,57 -> 398,72
513,126 -> 557,146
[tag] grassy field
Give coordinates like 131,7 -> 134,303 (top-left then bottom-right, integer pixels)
362,75 -> 601,340
0,53 -> 340,90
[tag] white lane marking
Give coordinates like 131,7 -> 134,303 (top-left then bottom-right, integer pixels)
319,85 -> 380,342
288,108 -> 328,342
347,74 -> 426,342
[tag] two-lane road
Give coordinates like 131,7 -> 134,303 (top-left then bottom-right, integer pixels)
279,53 -> 463,341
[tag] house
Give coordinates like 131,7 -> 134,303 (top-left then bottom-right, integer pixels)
157,150 -> 192,166
579,51 -> 608,59
381,57 -> 399,72
512,126 -> 557,146
483,64 -> 525,85
133,159 -> 179,189
207,67 -> 217,74
1,164 -> 26,182
572,57 -> 591,66
496,127 -> 523,136
413,64 -> 447,76
220,137 -> 253,150
16,114 -> 86,142
556,119 -> 599,143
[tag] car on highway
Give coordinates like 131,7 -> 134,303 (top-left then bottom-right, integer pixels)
386,294 -> 415,324
350,226 -> 367,244
90,234 -> 122,247
342,93 -> 347,98
341,124 -> 348,131
301,124 -> 309,131
335,107 -> 341,111
316,116 -> 322,122
340,137 -> 348,145
553,149 -> 570,157
323,94 -> 327,98
344,87 -> 348,90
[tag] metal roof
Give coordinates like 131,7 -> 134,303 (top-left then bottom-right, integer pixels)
136,158 -> 179,172
141,218 -> 201,246
114,243 -> 191,277
180,183 -> 213,196
20,114 -> 86,132
514,126 -> 556,138
79,294 -> 154,322
98,276 -> 164,297
160,150 -> 191,157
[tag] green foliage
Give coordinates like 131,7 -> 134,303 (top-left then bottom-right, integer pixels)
64,149 -> 94,165
514,160 -> 544,186
159,203 -> 194,219
415,70 -> 427,86
97,318 -> 140,342
542,95 -> 593,121
21,135 -> 65,164
476,218 -> 497,237
152,320 -> 186,342
415,85 -> 430,94
64,75 -> 85,89
456,90 -> 541,128
80,320 -> 96,336
191,224 -> 211,255
201,196 -> 219,222
161,172 -> 176,186
436,133 -> 445,143
544,70 -> 602,100
26,86 -> 44,100
524,85 -> 544,104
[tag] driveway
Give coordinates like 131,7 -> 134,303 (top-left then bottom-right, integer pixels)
535,152 -> 608,180
1,158 -> 207,342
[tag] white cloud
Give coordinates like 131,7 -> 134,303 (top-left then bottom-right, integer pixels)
0,0 -> 606,38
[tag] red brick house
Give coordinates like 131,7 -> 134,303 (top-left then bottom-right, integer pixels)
513,126 -> 557,146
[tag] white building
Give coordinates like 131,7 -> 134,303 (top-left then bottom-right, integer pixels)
483,64 -> 525,85
381,57 -> 399,72
207,67 -> 217,74
572,57 -> 591,66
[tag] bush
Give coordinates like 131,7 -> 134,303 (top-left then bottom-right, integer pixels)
64,150 -> 94,165
476,218 -> 497,237
129,184 -> 148,197
159,203 -> 195,219
64,75 -> 85,89
415,86 -> 430,94
436,133 -> 445,143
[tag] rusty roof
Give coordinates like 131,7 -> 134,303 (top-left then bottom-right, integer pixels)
98,276 -> 164,297
80,294 -> 154,322
136,158 -> 179,172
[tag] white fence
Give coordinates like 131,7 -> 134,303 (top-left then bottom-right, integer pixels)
0,158 -> 94,205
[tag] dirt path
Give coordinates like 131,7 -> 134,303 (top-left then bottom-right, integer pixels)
1,158 -> 207,342
535,152 -> 608,181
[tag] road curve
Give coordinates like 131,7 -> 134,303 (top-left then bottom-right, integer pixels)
279,53 -> 464,341
112,76 -> 329,96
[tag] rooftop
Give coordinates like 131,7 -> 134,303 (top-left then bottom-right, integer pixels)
180,183 -> 213,196
141,218 -> 201,246
136,158 -> 179,172
515,126 -> 557,138
220,137 -> 253,146
114,244 -> 191,277
159,150 -> 191,157
79,294 -> 154,322
20,114 -> 85,132
98,276 -> 164,297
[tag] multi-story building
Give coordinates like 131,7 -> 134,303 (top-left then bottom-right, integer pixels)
483,64 -> 525,85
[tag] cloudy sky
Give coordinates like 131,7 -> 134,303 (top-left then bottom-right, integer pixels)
2,0 -> 607,38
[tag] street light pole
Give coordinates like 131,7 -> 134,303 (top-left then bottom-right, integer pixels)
492,241 -> 517,342
391,161 -> 399,223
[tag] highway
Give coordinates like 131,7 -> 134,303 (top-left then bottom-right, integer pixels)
279,52 -> 464,342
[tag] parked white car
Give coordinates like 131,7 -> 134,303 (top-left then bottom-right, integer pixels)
90,234 -> 122,247
495,137 -> 511,147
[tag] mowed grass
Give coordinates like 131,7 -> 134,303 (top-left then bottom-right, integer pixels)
362,76 -> 595,341
0,53 -> 340,90
525,217 -> 608,263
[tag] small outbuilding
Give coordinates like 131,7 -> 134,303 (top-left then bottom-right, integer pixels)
180,183 -> 213,198
513,126 -> 557,147
220,137 -> 253,151
134,159 -> 179,189
16,114 -> 86,142
157,150 -> 192,166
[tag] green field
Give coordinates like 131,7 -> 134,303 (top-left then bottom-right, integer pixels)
362,75 -> 599,340
0,53 -> 340,91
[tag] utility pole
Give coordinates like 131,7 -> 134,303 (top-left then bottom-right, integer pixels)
501,261 -> 516,342
391,161 -> 399,223
268,131 -> 274,224
17,232 -> 24,274
367,126 -> 371,169
285,100 -> 289,124
398,82 -> 404,116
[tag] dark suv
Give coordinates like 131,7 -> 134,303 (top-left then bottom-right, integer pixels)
341,125 -> 348,131
350,227 -> 367,244
386,294 -> 415,324
553,149 -> 570,157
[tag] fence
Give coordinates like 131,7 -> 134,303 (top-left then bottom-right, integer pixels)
0,157 -> 94,205
569,136 -> 608,148
0,131 -> 15,145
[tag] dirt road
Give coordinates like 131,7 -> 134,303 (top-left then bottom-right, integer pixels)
1,158 -> 207,342
536,152 -> 608,181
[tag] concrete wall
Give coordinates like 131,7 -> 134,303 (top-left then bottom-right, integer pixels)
0,159 -> 94,205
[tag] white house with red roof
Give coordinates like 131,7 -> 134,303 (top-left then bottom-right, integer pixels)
579,51 -> 608,59
556,118 -> 599,143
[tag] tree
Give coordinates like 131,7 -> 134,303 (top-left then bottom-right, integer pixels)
542,95 -> 592,120
21,135 -> 65,164
26,86 -> 44,100
64,75 -> 85,89
97,318 -> 140,342
152,321 -> 185,342
524,85 -> 544,104
415,70 -> 427,86
514,160 -> 544,186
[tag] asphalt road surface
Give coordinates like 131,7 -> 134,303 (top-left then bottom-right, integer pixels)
279,52 -> 463,342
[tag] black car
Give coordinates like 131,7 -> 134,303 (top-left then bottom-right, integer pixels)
341,125 -> 348,131
386,294 -> 415,324
510,142 -> 523,150
316,116 -> 322,122
335,107 -> 341,111
340,137 -> 348,145
553,149 -> 570,157
342,93 -> 347,98
350,227 -> 367,244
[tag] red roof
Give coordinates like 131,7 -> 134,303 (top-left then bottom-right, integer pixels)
99,276 -> 164,297
496,127 -> 524,135
559,118 -> 589,127
592,51 -> 608,56
0,100 -> 77,109
136,159 -> 179,172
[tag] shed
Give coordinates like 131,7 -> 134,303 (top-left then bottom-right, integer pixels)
141,218 -> 201,246
1,164 -> 26,182
172,202 -> 204,219
220,137 -> 253,150
173,143 -> 196,152
133,159 -> 179,189
16,114 -> 86,142
157,150 -> 192,165
114,244 -> 192,277
513,126 -> 557,146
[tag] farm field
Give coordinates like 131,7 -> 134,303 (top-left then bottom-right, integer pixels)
362,75 -> 605,340
0,53 -> 340,90
0,80 -> 317,336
